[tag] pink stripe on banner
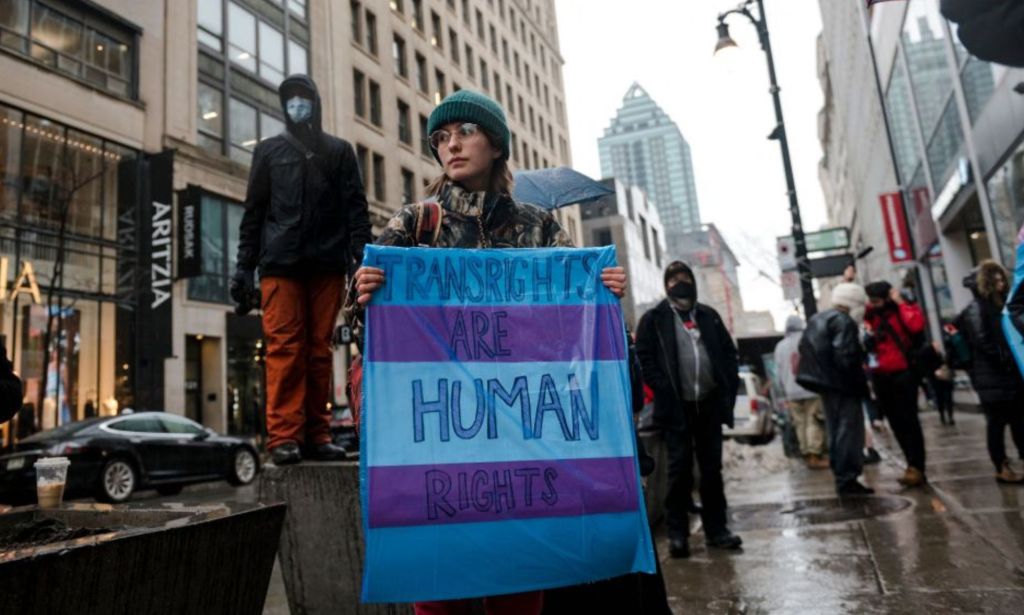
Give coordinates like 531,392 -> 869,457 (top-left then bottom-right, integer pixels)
366,304 -> 625,363
368,457 -> 639,528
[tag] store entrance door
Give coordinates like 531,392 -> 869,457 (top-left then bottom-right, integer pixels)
184,336 -> 204,424
226,314 -> 265,447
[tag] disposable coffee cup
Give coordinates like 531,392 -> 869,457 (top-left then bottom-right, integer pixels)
34,457 -> 71,509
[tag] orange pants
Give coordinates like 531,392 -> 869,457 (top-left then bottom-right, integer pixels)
261,274 -> 345,450
414,592 -> 543,615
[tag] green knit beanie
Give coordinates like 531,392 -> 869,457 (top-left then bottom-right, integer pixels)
427,90 -> 511,163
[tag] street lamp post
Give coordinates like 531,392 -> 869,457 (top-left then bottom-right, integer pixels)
716,0 -> 817,318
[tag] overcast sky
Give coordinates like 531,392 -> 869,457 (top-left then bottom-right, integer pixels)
556,0 -> 829,330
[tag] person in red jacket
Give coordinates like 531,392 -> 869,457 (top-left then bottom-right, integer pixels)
864,281 -> 928,487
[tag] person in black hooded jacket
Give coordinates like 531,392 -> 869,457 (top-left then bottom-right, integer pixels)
232,74 -> 372,465
635,261 -> 742,559
957,261 -> 1024,483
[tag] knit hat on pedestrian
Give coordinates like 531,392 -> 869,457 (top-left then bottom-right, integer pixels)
427,90 -> 511,163
831,283 -> 868,311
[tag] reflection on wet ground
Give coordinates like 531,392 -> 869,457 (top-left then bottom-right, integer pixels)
661,411 -> 1024,614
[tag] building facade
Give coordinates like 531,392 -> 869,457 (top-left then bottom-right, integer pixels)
675,224 -> 749,336
0,0 -> 574,443
597,83 -> 701,253
818,0 -> 1024,343
579,179 -> 666,328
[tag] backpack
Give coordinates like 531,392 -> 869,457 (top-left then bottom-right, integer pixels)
346,199 -> 444,428
943,321 -> 972,370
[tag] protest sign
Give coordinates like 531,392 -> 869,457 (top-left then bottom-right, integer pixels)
360,245 -> 655,603
1003,226 -> 1024,376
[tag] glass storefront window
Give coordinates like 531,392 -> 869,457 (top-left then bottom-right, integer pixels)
987,141 -> 1024,267
902,0 -> 954,136
926,243 -> 956,322
188,193 -> 244,304
925,98 -> 964,187
198,82 -> 224,153
0,106 -> 22,223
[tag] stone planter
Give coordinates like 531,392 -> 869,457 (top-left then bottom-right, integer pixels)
0,501 -> 285,614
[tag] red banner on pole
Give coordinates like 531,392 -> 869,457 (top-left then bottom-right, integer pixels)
880,192 -> 914,264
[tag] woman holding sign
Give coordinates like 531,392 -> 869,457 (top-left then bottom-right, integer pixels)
349,90 -> 627,615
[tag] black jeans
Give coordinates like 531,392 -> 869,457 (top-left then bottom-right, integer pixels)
929,375 -> 954,420
821,392 -> 865,490
983,398 -> 1024,471
664,401 -> 728,538
874,370 -> 927,471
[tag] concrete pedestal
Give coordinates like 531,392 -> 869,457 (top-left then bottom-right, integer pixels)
258,461 -> 411,615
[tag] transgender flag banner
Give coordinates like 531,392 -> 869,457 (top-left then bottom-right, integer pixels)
1003,226 -> 1024,377
360,245 -> 655,603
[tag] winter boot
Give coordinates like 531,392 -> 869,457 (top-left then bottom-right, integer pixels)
995,461 -> 1024,484
805,454 -> 830,469
897,466 -> 926,488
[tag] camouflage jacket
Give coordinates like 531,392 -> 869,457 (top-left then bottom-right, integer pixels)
378,183 -> 572,249
344,184 -> 573,339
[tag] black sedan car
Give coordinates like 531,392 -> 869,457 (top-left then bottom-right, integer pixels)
0,412 -> 260,504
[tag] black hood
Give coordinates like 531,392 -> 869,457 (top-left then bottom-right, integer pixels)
663,260 -> 696,289
279,74 -> 322,136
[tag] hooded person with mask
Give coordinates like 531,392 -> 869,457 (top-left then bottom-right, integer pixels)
773,316 -> 828,468
797,283 -> 874,496
635,261 -> 742,559
232,75 -> 372,465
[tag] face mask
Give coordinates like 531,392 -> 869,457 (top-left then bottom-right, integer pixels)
667,280 -> 697,311
286,96 -> 313,123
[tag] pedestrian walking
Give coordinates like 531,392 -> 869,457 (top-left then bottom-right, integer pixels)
232,75 -> 372,465
772,316 -> 828,469
796,283 -> 874,496
864,281 -> 929,488
635,261 -> 743,560
957,261 -> 1024,483
348,89 -> 627,615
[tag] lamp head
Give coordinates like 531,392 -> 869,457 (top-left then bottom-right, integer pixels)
714,21 -> 739,55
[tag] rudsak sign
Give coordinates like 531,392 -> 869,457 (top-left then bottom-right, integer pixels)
360,245 -> 655,603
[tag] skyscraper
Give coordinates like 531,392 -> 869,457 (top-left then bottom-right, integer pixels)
598,83 -> 701,252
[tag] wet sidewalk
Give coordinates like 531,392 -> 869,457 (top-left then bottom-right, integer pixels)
659,410 -> 1024,614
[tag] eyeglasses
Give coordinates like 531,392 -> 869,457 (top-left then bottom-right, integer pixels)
428,122 -> 482,150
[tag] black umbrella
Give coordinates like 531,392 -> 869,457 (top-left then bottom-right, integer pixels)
512,167 -> 613,210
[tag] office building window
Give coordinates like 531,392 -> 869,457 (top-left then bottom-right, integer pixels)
372,153 -> 386,201
369,79 -> 382,126
502,39 -> 509,67
353,69 -> 366,118
489,25 -> 497,54
466,44 -> 475,79
480,60 -> 489,91
435,69 -> 446,103
401,168 -> 416,204
398,99 -> 412,145
419,114 -> 432,157
393,34 -> 407,77
350,0 -> 363,42
391,0 -> 404,13
288,0 -> 306,20
475,9 -> 484,41
196,0 -> 307,163
415,52 -> 428,93
365,10 -> 378,55
412,0 -> 424,31
258,22 -> 284,86
431,11 -> 442,48
0,0 -> 137,98
449,28 -> 459,64
593,228 -> 612,246
356,144 -> 369,188
227,2 -> 257,72
461,0 -> 469,25
494,72 -> 501,102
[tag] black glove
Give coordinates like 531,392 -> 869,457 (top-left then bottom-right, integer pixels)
230,268 -> 258,316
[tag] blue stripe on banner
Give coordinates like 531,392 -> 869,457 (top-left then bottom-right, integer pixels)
361,245 -> 620,307
363,360 -> 634,467
362,512 -> 657,603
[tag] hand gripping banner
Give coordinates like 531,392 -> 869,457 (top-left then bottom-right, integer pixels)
360,245 -> 655,603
